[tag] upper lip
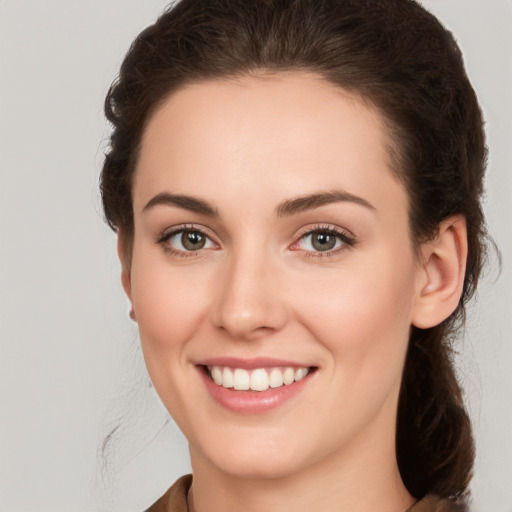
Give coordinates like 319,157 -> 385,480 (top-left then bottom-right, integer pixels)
197,357 -> 315,370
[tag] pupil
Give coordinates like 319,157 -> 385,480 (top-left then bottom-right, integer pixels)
312,232 -> 336,251
182,231 -> 205,250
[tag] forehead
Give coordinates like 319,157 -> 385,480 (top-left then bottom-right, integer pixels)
134,72 -> 406,217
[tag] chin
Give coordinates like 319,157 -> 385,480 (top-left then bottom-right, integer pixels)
191,427 -> 320,481
212,452 -> 306,480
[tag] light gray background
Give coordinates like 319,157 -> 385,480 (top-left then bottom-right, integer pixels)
0,1 -> 510,511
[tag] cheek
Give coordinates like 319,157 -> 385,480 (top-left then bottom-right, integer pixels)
293,250 -> 417,379
129,250 -> 212,359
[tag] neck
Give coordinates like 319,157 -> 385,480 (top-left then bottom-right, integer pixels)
187,422 -> 415,512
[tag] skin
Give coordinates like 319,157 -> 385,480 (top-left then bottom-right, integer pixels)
119,72 -> 467,512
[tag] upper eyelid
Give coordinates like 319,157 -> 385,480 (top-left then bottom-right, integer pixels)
157,225 -> 219,256
156,223 -> 355,249
291,224 -> 357,252
294,224 -> 355,240
157,223 -> 217,241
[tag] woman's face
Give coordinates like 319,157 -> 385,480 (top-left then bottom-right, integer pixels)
124,72 -> 426,479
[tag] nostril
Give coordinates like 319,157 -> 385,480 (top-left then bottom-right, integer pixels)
215,323 -> 277,341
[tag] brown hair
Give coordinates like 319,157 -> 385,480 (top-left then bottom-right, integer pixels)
101,0 -> 488,500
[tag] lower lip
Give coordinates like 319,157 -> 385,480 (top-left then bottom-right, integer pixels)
198,366 -> 314,414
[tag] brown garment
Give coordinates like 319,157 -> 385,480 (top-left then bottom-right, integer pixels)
145,474 -> 191,512
145,474 -> 468,512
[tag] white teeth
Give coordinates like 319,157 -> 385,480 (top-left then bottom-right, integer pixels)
211,366 -> 223,385
208,365 -> 310,391
295,368 -> 307,381
233,369 -> 250,390
222,367 -> 234,388
269,368 -> 284,388
250,368 -> 269,391
283,367 -> 295,385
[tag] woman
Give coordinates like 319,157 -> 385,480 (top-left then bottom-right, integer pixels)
100,0 -> 488,510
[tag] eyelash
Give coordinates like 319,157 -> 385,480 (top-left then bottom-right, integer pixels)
156,224 -> 218,259
156,224 -> 356,259
292,225 -> 356,258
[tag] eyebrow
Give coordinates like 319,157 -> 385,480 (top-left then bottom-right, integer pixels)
276,190 -> 375,217
142,192 -> 219,217
142,189 -> 375,218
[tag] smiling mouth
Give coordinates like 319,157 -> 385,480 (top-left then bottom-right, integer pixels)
203,365 -> 317,392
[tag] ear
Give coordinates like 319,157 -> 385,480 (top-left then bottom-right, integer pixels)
117,230 -> 136,321
411,215 -> 468,329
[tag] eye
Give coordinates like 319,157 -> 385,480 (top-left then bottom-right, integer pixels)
159,227 -> 217,254
292,226 -> 355,255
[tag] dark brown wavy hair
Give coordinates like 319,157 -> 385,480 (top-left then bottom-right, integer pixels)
100,0 -> 488,501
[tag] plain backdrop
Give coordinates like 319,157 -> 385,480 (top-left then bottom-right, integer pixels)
0,1 -> 511,511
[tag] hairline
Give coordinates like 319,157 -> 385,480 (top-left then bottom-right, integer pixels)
120,69 -> 418,262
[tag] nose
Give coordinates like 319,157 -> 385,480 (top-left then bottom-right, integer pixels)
211,248 -> 289,340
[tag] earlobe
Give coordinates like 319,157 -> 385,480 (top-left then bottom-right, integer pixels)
411,215 -> 468,329
117,230 -> 136,321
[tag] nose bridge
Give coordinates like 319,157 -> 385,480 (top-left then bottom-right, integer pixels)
212,240 -> 287,339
